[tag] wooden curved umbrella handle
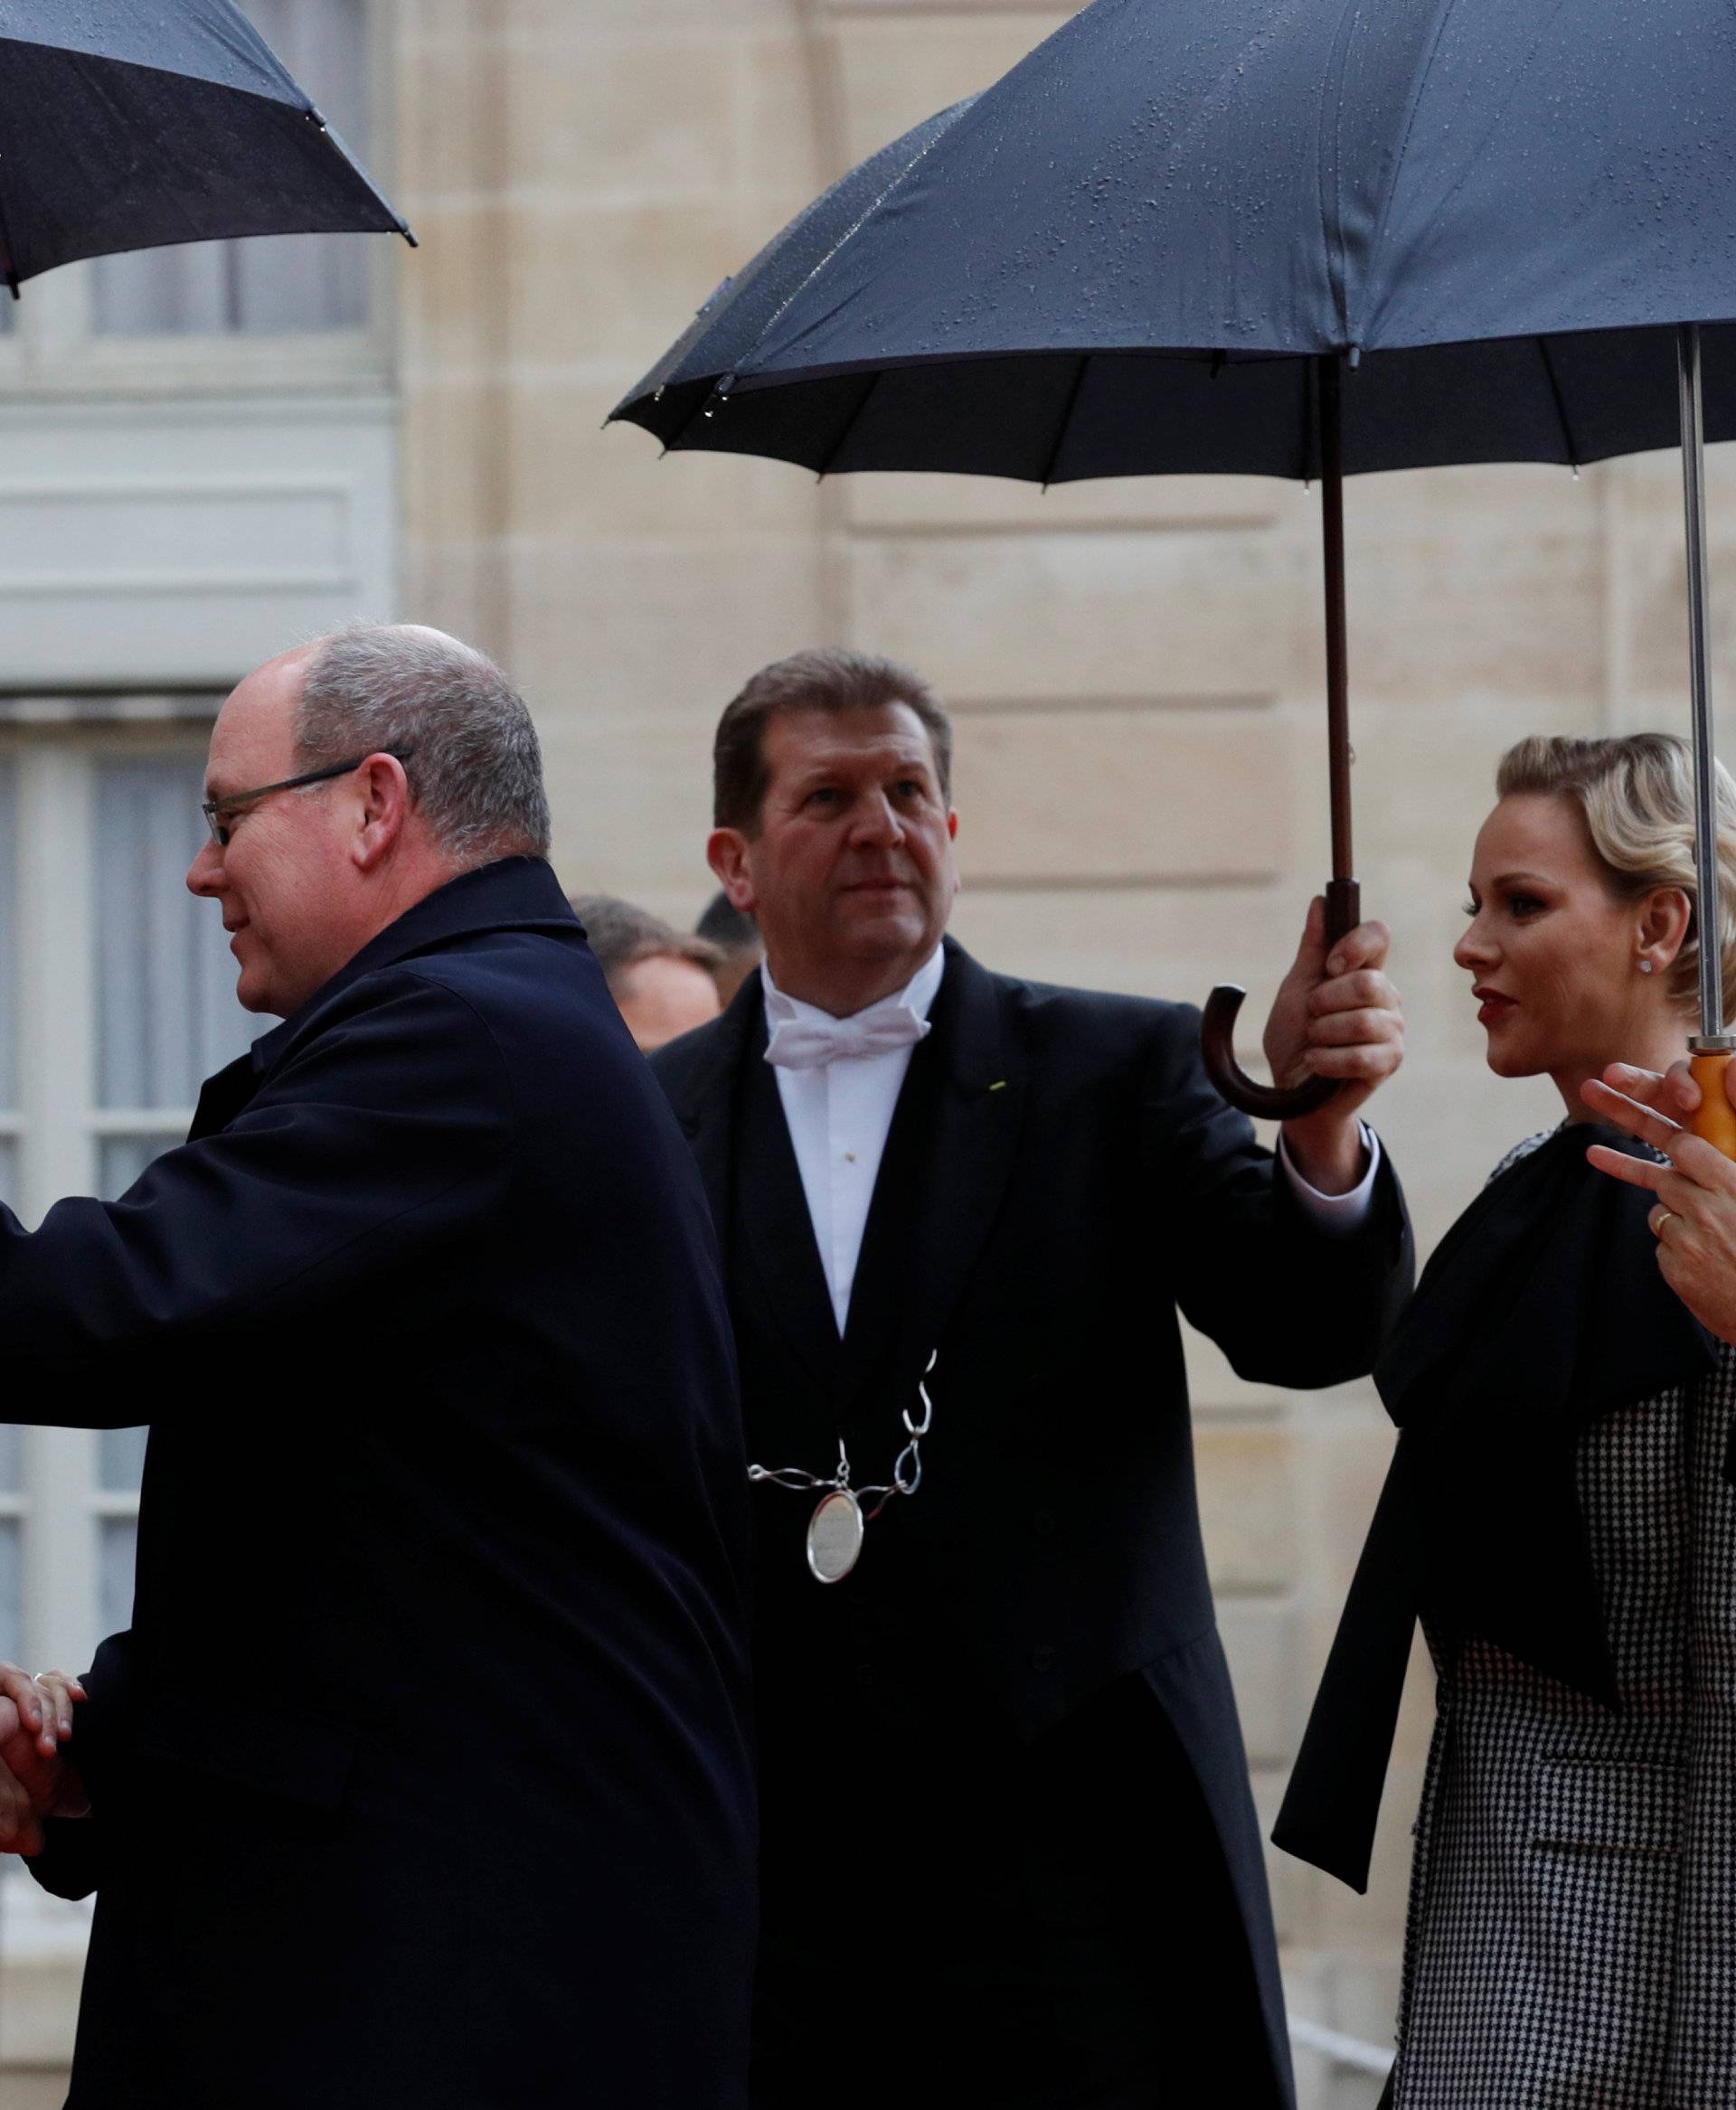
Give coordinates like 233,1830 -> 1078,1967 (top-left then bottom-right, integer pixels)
1689,1044 -> 1736,1159
1201,880 -> 1361,1122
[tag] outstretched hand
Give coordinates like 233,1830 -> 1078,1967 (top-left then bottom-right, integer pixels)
1264,897 -> 1404,1192
0,1662 -> 89,1855
1584,1062 -> 1736,1344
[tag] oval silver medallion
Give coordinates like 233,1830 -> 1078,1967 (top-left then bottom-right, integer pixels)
806,1488 -> 863,1584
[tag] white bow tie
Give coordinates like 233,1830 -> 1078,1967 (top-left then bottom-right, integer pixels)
763,1002 -> 930,1071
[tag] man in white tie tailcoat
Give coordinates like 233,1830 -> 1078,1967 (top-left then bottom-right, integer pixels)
651,646 -> 1414,2110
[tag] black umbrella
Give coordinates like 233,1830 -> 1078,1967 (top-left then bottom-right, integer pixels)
613,0 -> 1736,1141
631,97 -> 971,431
0,0 -> 410,292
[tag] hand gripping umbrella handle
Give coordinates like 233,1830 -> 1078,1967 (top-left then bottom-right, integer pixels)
1203,358 -> 1361,1125
1201,879 -> 1361,1121
1689,1046 -> 1736,1157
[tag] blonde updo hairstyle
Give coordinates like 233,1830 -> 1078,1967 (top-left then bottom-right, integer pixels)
1495,732 -> 1736,1020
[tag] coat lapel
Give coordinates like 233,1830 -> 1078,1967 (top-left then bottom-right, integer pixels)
870,940 -> 1026,1409
836,1031 -> 944,1399
664,975 -> 841,1399
735,1054 -> 844,1398
189,1052 -> 264,1142
665,942 -> 1025,1413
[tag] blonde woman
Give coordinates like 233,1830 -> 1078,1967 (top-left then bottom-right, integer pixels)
1277,733 -> 1736,2107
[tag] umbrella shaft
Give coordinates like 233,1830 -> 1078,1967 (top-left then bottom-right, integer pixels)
1320,355 -> 1354,885
1678,323 -> 1725,1038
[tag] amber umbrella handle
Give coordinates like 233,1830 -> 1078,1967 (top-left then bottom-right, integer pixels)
1688,1042 -> 1736,1159
1201,879 -> 1361,1121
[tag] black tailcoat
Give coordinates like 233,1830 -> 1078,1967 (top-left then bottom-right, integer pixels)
22,857 -> 756,2109
652,940 -> 1413,2109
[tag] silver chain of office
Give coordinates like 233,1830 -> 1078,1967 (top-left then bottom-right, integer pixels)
748,1351 -> 936,1581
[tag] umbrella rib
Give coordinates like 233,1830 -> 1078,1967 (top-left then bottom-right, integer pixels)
1039,356 -> 1090,489
816,371 -> 883,478
1339,0 -> 1470,347
1535,335 -> 1580,469
726,102 -> 973,393
665,378 -> 734,457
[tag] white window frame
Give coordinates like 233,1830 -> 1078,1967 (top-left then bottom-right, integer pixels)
0,0 -> 397,405
0,713 -> 222,1675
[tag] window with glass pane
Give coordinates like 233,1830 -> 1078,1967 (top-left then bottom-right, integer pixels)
0,765 -> 21,1207
94,757 -> 252,1626
0,762 -> 23,1656
97,1427 -> 149,1643
0,1423 -> 19,1665
91,0 -> 373,337
96,756 -> 253,1196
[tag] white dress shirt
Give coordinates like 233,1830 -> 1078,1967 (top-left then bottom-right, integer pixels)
765,947 -> 946,1334
763,949 -> 1382,1333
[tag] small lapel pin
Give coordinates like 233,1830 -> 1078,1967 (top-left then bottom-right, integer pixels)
988,1079 -> 1007,1092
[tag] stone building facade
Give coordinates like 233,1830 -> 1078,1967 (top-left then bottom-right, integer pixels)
2,3 -> 1732,2103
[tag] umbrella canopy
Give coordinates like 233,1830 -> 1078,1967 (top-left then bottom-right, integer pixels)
612,0 -> 1736,1136
615,0 -> 1736,478
0,0 -> 410,292
633,97 -> 972,423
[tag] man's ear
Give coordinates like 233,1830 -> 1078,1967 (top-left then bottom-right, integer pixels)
352,755 -> 412,874
707,827 -> 756,913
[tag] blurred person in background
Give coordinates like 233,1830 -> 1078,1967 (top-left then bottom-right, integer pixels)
1279,733 -> 1736,2108
696,888 -> 764,1005
573,891 -> 722,1052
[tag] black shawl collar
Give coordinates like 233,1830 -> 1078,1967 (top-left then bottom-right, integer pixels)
668,938 -> 1026,1423
734,1045 -> 840,1400
1275,1121 -> 1718,1893
835,1022 -> 950,1422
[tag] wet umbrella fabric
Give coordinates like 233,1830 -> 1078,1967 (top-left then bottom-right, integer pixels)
632,96 -> 972,430
612,0 -> 1736,1126
0,0 -> 409,291
614,0 -> 1736,476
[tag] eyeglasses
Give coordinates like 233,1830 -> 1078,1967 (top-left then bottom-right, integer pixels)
201,750 -> 413,848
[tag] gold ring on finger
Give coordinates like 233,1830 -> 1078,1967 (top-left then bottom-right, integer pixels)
1653,1207 -> 1677,1238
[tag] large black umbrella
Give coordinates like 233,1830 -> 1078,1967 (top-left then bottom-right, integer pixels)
613,0 -> 1736,1140
631,97 -> 970,423
0,0 -> 410,291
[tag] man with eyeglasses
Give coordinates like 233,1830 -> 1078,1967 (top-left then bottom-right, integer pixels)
0,624 -> 756,2109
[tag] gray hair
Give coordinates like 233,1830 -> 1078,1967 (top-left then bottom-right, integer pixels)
295,624 -> 552,864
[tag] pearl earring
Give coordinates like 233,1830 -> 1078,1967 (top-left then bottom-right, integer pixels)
1638,957 -> 1656,974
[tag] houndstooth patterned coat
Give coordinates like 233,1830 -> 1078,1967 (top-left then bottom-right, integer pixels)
1392,1135 -> 1736,2108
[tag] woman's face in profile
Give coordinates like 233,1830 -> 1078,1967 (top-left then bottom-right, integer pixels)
1455,792 -> 1668,1081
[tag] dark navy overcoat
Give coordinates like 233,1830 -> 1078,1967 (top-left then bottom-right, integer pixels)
23,855 -> 756,2109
